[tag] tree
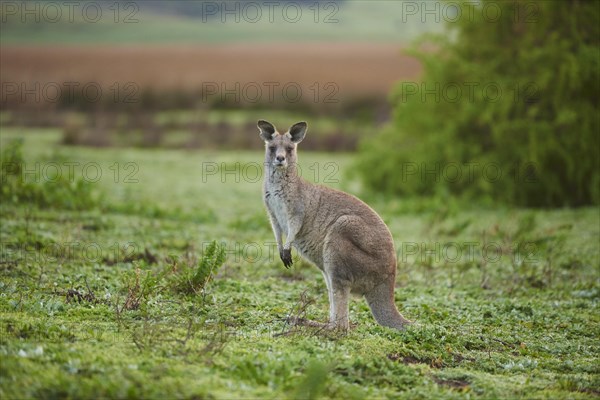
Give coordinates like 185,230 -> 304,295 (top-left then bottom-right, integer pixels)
356,0 -> 599,207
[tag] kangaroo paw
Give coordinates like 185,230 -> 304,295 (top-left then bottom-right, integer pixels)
280,249 -> 293,268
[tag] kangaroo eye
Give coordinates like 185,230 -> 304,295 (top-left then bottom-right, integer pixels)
286,147 -> 294,152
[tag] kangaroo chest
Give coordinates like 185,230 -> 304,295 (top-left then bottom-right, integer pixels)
264,182 -> 324,266
265,189 -> 290,234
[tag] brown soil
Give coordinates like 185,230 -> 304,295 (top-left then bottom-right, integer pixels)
1,43 -> 422,101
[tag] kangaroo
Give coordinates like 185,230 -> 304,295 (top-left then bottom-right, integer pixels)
258,120 -> 412,330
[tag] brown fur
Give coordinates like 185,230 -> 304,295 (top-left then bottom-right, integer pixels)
259,120 -> 411,330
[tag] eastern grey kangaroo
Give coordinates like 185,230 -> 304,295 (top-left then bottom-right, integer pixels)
259,120 -> 411,330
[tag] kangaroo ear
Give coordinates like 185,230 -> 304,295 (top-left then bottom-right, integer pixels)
257,120 -> 276,142
289,121 -> 307,143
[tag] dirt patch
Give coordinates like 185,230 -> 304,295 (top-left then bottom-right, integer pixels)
432,376 -> 471,390
62,278 -> 100,305
387,353 -> 422,365
577,388 -> 600,396
65,288 -> 96,304
103,247 -> 158,266
453,353 -> 476,364
387,352 -> 445,368
388,351 -> 476,369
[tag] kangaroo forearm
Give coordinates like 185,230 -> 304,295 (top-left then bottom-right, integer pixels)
272,226 -> 283,248
284,218 -> 302,249
269,219 -> 283,249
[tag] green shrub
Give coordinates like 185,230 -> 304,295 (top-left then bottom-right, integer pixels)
355,0 -> 599,207
171,241 -> 226,296
0,140 -> 102,210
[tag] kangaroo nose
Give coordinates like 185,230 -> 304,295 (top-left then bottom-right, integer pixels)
276,155 -> 285,162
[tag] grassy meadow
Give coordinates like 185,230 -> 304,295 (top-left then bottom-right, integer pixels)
1,2 -> 599,399
1,129 -> 598,399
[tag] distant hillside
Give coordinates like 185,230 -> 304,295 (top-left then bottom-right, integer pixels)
0,1 -> 441,44
140,0 -> 343,19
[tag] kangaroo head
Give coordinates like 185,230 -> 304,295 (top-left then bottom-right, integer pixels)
258,120 -> 307,170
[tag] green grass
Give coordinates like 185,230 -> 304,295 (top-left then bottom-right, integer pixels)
0,1 -> 440,45
0,129 -> 599,399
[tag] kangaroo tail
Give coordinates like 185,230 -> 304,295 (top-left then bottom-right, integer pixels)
365,279 -> 412,330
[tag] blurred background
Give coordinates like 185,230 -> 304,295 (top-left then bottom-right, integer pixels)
2,3 -> 599,398
1,0 -> 429,150
0,0 -> 598,207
